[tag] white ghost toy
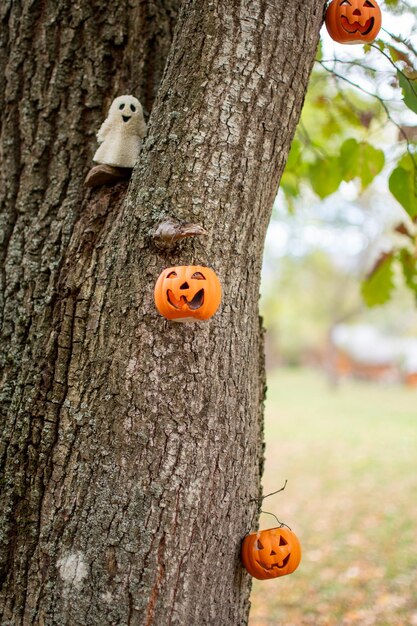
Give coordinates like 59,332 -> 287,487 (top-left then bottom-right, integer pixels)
93,95 -> 147,168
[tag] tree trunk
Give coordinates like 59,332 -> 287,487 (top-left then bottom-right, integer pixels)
0,1 -> 325,624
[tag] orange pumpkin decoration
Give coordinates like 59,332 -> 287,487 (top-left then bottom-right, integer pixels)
241,527 -> 301,580
154,266 -> 222,322
325,0 -> 382,44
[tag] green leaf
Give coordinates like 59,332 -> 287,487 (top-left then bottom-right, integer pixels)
282,140 -> 304,200
399,249 -> 417,296
388,45 -> 413,69
340,139 -> 385,188
322,115 -> 343,139
389,163 -> 417,218
361,254 -> 395,307
316,40 -> 323,62
309,157 -> 342,199
331,93 -> 363,128
398,70 -> 417,115
281,172 -> 300,199
286,139 -> 302,170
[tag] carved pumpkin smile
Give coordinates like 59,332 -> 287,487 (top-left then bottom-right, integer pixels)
167,288 -> 205,310
257,553 -> 291,571
341,15 -> 374,34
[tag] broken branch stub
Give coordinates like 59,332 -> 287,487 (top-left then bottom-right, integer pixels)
153,218 -> 207,250
84,164 -> 132,188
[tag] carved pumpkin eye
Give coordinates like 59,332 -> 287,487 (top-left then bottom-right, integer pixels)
339,0 -> 351,4
256,540 -> 264,550
167,271 -> 177,278
364,0 -> 374,5
279,536 -> 288,546
191,272 -> 205,280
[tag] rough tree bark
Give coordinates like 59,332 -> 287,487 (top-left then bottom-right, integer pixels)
0,1 -> 325,625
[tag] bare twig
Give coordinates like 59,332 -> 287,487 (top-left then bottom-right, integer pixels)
382,28 -> 417,59
317,60 -> 417,166
261,480 -> 288,501
250,480 -> 288,503
370,43 -> 417,98
319,58 -> 379,72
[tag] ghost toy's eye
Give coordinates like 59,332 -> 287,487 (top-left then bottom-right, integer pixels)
130,104 -> 136,112
119,103 -> 125,110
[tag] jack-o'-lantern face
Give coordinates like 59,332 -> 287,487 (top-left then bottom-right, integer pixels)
241,527 -> 301,580
154,266 -> 222,322
325,0 -> 382,44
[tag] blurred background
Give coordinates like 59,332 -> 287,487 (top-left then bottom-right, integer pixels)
249,3 -> 417,624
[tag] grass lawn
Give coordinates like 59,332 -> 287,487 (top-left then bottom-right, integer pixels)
249,367 -> 417,626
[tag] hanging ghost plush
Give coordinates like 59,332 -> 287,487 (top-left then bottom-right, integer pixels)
93,95 -> 147,169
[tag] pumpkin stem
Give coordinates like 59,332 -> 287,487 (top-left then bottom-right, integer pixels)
153,218 -> 207,250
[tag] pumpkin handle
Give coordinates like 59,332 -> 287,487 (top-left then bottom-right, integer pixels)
260,510 -> 292,531
249,480 -> 289,530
